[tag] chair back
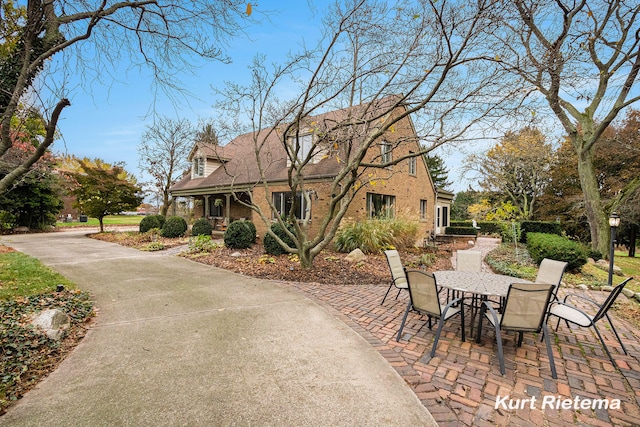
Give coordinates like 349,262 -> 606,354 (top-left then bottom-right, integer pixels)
406,270 -> 441,317
456,250 -> 482,273
501,283 -> 555,332
384,250 -> 408,289
536,258 -> 567,288
592,278 -> 633,323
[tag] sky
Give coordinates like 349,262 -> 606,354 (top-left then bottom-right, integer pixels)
51,1 -> 476,195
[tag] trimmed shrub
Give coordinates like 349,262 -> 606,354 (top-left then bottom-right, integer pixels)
191,218 -> 213,236
264,222 -> 297,255
160,216 -> 188,238
526,232 -> 588,271
223,220 -> 255,249
242,220 -> 257,242
444,226 -> 478,236
520,221 -> 562,243
139,214 -> 166,233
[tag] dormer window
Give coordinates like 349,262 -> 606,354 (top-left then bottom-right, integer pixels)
193,157 -> 205,178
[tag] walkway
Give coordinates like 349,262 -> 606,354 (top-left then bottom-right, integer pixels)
284,238 -> 640,426
0,231 -> 436,426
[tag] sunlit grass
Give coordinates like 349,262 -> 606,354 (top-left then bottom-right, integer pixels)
0,252 -> 76,300
55,215 -> 144,228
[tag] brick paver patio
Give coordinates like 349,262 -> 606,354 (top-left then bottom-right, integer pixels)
280,240 -> 640,426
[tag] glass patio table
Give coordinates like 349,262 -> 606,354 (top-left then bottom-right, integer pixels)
433,270 -> 532,343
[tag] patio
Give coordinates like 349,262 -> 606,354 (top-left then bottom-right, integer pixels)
281,242 -> 640,426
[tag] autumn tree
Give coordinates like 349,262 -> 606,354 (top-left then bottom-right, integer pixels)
138,117 -> 193,217
0,1 -> 253,194
489,0 -> 640,255
67,158 -> 142,232
213,0 -> 518,268
464,127 -> 554,220
539,109 -> 640,252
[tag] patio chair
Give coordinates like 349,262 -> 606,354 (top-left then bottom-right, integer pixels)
547,277 -> 633,368
395,271 -> 465,355
481,283 -> 557,379
535,258 -> 568,301
456,250 -> 482,273
381,250 -> 409,305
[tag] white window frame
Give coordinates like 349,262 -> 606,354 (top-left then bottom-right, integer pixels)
420,199 -> 427,221
408,154 -> 417,176
193,157 -> 205,178
381,141 -> 392,164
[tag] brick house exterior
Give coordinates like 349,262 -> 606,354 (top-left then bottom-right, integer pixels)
170,97 -> 449,242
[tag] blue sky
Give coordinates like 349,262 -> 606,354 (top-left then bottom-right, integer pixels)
52,1 -> 470,193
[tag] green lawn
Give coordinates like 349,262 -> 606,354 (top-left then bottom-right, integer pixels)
0,251 -> 76,300
486,244 -> 640,292
56,215 -> 144,228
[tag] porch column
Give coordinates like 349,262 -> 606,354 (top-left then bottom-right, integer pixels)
225,193 -> 231,223
204,195 -> 210,218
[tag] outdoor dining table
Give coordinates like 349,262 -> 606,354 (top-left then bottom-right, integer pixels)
433,270 -> 532,343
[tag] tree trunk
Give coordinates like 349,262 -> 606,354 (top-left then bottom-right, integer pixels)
98,217 -> 105,233
629,226 -> 637,257
574,136 -> 610,256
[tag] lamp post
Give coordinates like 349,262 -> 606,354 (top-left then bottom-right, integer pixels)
608,212 -> 621,287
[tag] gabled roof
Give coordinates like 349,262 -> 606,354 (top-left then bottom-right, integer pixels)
187,142 -> 233,162
170,95 -> 415,194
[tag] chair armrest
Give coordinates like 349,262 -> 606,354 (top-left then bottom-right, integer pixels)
482,300 -> 501,325
549,301 -> 594,321
562,292 -> 600,307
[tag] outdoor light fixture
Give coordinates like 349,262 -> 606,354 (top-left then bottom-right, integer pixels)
608,212 -> 620,287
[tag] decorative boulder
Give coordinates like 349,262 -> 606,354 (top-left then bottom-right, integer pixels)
345,248 -> 366,263
31,309 -> 70,340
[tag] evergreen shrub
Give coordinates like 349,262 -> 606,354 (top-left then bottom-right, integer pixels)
520,221 -> 562,243
264,222 -> 296,255
160,216 -> 188,238
191,218 -> 213,236
223,220 -> 255,249
526,232 -> 588,271
139,214 -> 166,233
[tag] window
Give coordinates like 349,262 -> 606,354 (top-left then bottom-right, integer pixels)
288,133 -> 314,162
209,199 -> 223,217
272,191 -> 309,220
420,199 -> 427,220
193,157 -> 205,177
381,141 -> 392,164
442,206 -> 449,227
408,153 -> 417,176
367,193 -> 395,218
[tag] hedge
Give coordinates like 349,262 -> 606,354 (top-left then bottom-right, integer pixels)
520,221 -> 562,243
444,226 -> 478,236
526,232 -> 588,271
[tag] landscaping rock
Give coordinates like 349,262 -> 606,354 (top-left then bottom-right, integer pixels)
30,309 -> 70,340
576,284 -> 589,291
622,288 -> 635,299
345,248 -> 366,263
594,259 -> 624,276
230,252 -> 242,257
602,285 -> 614,292
635,293 -> 640,303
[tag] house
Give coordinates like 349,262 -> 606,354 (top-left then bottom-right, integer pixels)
169,97 -> 449,242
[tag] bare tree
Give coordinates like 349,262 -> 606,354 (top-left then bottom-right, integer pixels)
489,0 -> 640,255
138,116 -> 193,217
213,0 -> 519,268
0,1 -> 253,194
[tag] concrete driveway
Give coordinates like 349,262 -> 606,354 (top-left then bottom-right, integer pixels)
0,230 -> 436,426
